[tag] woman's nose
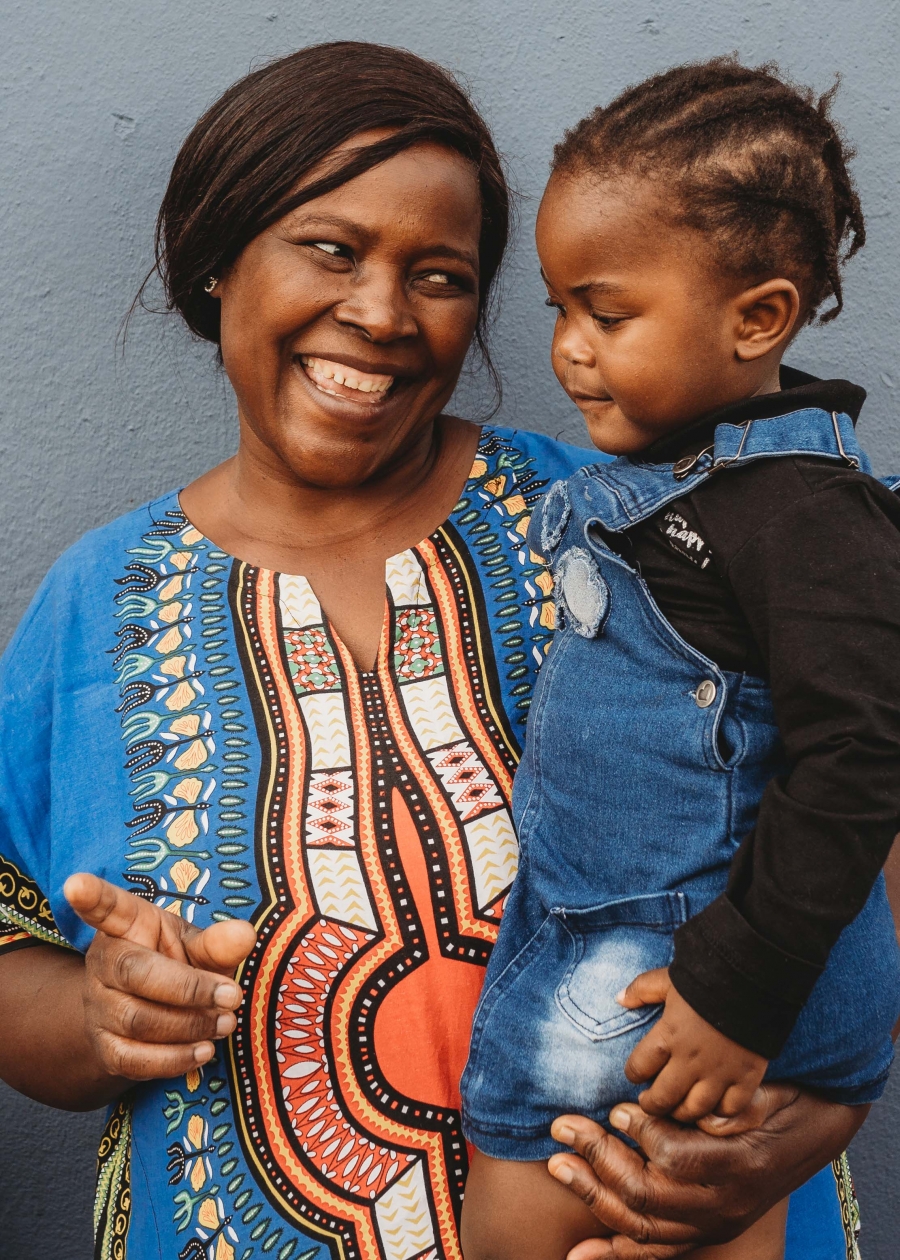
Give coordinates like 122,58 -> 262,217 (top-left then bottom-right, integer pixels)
334,266 -> 418,342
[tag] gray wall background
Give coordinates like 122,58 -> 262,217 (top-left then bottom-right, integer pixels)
1,0 -> 898,1256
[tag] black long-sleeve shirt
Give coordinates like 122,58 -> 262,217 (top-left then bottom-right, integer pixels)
606,368 -> 900,1059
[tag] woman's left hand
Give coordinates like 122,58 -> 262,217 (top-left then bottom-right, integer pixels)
546,1084 -> 866,1258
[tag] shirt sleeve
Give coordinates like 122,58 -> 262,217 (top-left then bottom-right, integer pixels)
669,461 -> 900,1059
0,569 -> 74,957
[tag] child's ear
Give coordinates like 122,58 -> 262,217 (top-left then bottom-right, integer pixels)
733,278 -> 801,362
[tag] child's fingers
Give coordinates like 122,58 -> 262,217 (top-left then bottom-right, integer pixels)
716,1081 -> 759,1118
669,1080 -> 724,1124
636,1058 -> 697,1116
624,1027 -> 671,1085
695,1109 -> 760,1137
696,1086 -> 778,1136
616,967 -> 671,1010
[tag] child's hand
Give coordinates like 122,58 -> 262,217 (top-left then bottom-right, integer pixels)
618,967 -> 769,1129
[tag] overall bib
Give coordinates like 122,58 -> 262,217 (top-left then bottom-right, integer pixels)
461,407 -> 900,1161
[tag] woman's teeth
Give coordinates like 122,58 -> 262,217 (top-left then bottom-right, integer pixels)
300,355 -> 394,401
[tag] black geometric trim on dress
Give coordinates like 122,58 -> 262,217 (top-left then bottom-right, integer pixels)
0,854 -> 71,949
94,1095 -> 133,1260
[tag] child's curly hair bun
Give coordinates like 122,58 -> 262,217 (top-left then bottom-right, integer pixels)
553,57 -> 865,325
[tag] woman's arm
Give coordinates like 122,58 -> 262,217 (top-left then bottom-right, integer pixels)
0,943 -> 124,1109
548,1087 -> 866,1259
0,875 -> 254,1111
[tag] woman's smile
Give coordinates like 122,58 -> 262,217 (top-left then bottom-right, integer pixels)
299,354 -> 396,403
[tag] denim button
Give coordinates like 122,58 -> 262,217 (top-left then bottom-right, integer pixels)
695,680 -> 717,708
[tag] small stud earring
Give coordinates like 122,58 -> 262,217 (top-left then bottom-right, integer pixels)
204,276 -> 219,294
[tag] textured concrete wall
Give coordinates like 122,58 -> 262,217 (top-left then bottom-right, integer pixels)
1,1 -> 898,1256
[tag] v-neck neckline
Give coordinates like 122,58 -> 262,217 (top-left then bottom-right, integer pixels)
174,431 -> 491,675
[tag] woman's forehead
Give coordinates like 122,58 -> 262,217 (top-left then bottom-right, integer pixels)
280,141 -> 482,254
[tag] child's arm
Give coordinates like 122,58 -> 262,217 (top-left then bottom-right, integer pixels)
664,465 -> 900,1066
617,967 -> 768,1129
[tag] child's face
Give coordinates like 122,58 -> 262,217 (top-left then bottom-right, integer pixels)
536,172 -> 779,455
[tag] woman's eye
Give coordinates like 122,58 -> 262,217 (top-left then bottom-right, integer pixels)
422,272 -> 451,285
311,242 -> 344,256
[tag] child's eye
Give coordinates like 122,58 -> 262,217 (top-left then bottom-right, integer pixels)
544,297 -> 565,314
592,313 -> 624,330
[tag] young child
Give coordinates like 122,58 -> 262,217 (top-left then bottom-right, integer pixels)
459,59 -> 900,1260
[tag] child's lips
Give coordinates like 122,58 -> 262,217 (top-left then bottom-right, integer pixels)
573,392 -> 615,406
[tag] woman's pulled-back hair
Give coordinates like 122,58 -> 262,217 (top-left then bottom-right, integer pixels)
552,57 -> 864,324
154,42 -> 509,353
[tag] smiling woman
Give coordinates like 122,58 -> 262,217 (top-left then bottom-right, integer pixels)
0,40 -> 873,1260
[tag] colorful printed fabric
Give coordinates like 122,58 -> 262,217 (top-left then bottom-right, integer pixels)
0,425 -> 859,1260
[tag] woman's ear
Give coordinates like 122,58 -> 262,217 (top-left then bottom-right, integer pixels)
733,278 -> 801,362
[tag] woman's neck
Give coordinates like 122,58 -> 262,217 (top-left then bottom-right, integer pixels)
179,412 -> 481,574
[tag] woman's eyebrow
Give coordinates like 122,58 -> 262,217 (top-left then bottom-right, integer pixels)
284,211 -> 365,235
415,244 -> 479,270
282,211 -> 477,270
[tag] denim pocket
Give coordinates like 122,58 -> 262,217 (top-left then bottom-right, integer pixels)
554,891 -> 687,1041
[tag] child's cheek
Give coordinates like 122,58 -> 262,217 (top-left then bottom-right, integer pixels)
549,334 -> 569,391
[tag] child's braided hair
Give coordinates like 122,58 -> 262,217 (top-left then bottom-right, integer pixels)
552,57 -> 864,324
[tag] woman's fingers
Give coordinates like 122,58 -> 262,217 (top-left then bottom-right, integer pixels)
616,968 -> 671,1010
91,933 -> 242,1011
549,1116 -> 703,1238
606,1103 -> 767,1199
184,918 -> 257,975
94,1029 -> 216,1081
553,1090 -> 863,1256
65,873 -> 167,950
104,986 -> 237,1045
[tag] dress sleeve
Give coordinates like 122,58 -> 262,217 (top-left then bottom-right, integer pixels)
0,570 -> 74,956
670,466 -> 900,1058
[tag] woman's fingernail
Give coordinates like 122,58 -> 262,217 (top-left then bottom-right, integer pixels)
552,1121 -> 576,1145
214,983 -> 240,1008
610,1107 -> 630,1132
550,1161 -> 573,1184
194,1043 -> 214,1064
215,1013 -> 234,1037
615,988 -> 628,1004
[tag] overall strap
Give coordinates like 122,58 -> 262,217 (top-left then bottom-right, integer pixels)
554,407 -> 874,540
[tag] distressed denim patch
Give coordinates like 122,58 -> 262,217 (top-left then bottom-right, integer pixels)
539,479 -> 571,557
556,547 -> 610,638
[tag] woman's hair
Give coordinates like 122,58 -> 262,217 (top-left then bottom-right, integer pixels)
552,57 -> 864,324
152,41 -> 509,358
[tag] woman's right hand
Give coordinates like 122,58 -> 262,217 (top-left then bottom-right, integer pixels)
65,872 -> 256,1082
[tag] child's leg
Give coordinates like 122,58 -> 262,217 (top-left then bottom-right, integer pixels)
461,1151 -> 787,1260
692,1198 -> 787,1260
461,1149 -> 611,1260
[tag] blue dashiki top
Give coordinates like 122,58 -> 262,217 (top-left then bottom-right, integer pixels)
0,425 -> 858,1260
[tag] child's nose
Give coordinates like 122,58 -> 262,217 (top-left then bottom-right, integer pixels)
554,323 -> 595,367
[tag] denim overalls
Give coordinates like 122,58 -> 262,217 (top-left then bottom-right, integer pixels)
461,407 -> 900,1161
